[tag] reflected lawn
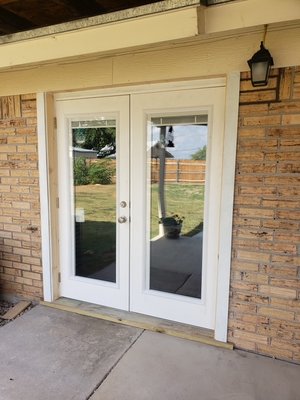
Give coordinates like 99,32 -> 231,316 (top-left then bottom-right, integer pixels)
74,185 -> 116,277
74,183 -> 205,276
150,183 -> 205,238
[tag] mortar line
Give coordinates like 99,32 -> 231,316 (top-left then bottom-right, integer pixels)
86,329 -> 145,399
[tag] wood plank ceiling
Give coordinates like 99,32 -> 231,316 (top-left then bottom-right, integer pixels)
0,0 -> 162,36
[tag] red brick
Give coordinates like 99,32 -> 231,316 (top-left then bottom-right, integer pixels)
231,260 -> 259,272
278,68 -> 293,100
0,94 -> 41,302
238,138 -> 278,150
238,105 -> 269,116
264,151 -> 300,161
15,276 -> 33,286
259,242 -> 297,255
267,127 -> 300,137
230,302 -> 257,314
263,265 -> 298,278
262,219 -> 299,230
256,344 -> 293,360
282,114 -> 300,125
228,320 -> 256,333
237,151 -> 264,161
237,163 -> 276,174
17,145 -> 37,153
240,77 -> 277,92
277,162 -> 300,174
230,67 -> 300,363
259,285 -> 297,299
232,292 -> 269,304
240,90 -> 277,103
238,208 -> 274,219
7,137 -> 26,144
22,271 -> 41,280
258,306 -> 295,321
12,262 -> 31,271
230,339 -> 256,352
242,115 -> 281,126
234,330 -> 268,345
270,278 -> 300,290
270,297 -> 300,311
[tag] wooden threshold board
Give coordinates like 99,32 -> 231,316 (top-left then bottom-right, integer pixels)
41,298 -> 233,350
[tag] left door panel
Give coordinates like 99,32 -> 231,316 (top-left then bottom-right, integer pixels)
56,95 -> 130,310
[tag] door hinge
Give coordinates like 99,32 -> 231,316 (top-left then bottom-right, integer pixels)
56,197 -> 59,208
54,117 -> 57,129
58,272 -> 61,283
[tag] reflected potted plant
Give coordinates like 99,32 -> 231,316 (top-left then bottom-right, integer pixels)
159,214 -> 184,239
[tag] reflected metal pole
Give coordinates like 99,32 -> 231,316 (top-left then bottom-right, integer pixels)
158,126 -> 166,235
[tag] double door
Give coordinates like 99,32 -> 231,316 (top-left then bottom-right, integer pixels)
56,86 -> 225,329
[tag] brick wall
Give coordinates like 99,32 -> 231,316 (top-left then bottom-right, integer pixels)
1,71 -> 299,362
229,67 -> 300,363
0,94 -> 42,300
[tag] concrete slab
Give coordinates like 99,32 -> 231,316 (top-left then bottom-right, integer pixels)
150,267 -> 190,293
150,234 -> 202,275
176,273 -> 201,298
91,330 -> 300,400
0,305 -> 142,400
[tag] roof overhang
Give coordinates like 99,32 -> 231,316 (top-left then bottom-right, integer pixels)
0,0 -> 299,71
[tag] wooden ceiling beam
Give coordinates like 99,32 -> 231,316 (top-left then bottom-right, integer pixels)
0,1 -> 17,5
0,6 -> 36,34
53,0 -> 106,17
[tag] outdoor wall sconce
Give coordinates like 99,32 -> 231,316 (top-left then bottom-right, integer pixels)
166,126 -> 174,147
247,41 -> 274,87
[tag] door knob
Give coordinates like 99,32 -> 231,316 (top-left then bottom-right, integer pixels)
120,201 -> 127,208
118,216 -> 127,224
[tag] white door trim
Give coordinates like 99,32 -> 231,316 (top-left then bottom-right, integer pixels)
54,78 -> 226,100
37,92 -> 53,302
38,74 -> 239,342
215,72 -> 240,342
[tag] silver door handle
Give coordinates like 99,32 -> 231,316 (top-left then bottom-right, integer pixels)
118,216 -> 127,224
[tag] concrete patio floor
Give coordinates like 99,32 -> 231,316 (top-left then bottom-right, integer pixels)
0,305 -> 299,400
90,233 -> 203,297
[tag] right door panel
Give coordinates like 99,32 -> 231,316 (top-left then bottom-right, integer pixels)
130,86 -> 226,329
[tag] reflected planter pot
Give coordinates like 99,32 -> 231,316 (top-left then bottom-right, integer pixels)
163,223 -> 182,239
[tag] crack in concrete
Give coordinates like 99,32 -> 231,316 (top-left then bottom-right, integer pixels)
86,329 -> 145,399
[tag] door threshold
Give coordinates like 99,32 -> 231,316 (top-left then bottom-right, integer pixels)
41,298 -> 233,350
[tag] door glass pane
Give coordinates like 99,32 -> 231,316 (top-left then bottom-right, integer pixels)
148,115 -> 208,299
71,120 -> 117,282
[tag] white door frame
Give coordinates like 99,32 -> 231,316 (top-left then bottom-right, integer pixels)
37,74 -> 240,342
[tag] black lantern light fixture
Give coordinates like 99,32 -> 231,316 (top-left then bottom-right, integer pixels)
247,26 -> 274,87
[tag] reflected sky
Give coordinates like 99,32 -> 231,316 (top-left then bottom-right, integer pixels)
150,125 -> 208,160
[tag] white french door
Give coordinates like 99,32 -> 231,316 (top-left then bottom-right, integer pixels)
56,95 -> 130,310
55,85 -> 226,330
130,87 -> 225,329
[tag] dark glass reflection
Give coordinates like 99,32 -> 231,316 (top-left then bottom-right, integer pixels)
149,119 -> 208,299
72,123 -> 117,282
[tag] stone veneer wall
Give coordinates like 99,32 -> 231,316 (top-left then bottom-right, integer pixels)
0,94 -> 42,300
228,67 -> 300,363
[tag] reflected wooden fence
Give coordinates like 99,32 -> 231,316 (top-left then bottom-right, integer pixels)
88,158 -> 206,184
151,159 -> 206,184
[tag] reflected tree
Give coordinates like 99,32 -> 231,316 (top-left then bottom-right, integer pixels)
191,145 -> 206,160
73,128 -> 115,150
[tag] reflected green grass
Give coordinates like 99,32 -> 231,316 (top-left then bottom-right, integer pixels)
74,185 -> 116,276
74,182 -> 205,275
150,183 -> 205,238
